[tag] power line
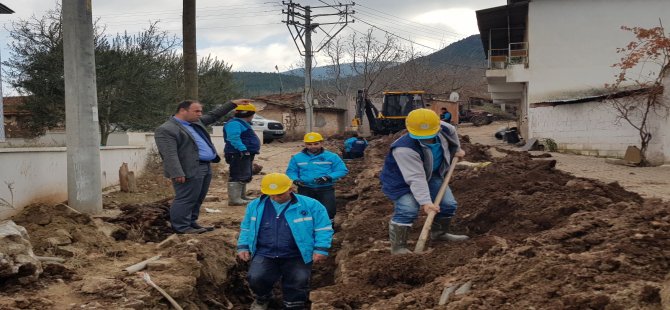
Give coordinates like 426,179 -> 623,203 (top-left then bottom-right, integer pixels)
346,20 -> 482,70
353,17 -> 438,51
355,2 -> 463,37
354,11 -> 455,44
355,8 -> 462,41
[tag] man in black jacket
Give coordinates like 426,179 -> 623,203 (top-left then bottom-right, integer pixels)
155,99 -> 250,234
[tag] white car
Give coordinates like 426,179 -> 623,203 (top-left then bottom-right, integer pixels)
251,114 -> 285,143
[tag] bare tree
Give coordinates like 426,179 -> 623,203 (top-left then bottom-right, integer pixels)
606,23 -> 670,166
349,29 -> 408,95
323,36 -> 353,96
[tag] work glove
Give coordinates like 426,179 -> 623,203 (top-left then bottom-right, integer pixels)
313,176 -> 332,185
294,180 -> 306,187
240,151 -> 251,158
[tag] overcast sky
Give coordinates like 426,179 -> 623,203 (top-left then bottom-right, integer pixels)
0,0 -> 505,94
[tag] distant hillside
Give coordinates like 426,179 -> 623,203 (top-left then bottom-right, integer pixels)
282,61 -> 400,80
232,72 -> 304,97
421,34 -> 486,68
233,35 -> 487,96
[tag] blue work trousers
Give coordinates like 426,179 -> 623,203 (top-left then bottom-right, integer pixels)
247,255 -> 312,309
390,177 -> 458,226
225,153 -> 255,183
170,162 -> 212,232
297,185 -> 336,220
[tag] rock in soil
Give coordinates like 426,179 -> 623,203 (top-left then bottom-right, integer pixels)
0,220 -> 42,284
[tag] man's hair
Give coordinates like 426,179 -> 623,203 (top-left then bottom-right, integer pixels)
175,100 -> 200,114
351,132 -> 359,138
441,107 -> 447,111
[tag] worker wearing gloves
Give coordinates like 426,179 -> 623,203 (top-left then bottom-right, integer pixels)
286,132 -> 349,220
237,173 -> 333,310
223,104 -> 261,206
343,132 -> 368,159
380,109 -> 468,255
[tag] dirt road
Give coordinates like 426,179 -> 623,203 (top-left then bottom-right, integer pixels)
459,121 -> 670,201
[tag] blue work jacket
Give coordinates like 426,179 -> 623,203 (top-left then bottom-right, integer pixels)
237,193 -> 334,264
286,149 -> 349,188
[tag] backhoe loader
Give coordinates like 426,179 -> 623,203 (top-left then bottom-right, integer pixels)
351,89 -> 426,135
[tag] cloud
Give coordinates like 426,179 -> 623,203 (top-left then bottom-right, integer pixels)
413,8 -> 480,37
199,41 -> 301,72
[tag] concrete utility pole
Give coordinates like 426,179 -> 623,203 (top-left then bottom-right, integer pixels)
283,0 -> 353,133
62,0 -> 102,214
183,0 -> 198,99
304,6 -> 313,132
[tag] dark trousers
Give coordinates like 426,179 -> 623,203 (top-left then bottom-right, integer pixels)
224,153 -> 255,183
343,151 -> 363,159
248,255 -> 312,309
298,186 -> 336,219
171,163 -> 211,232
349,151 -> 364,159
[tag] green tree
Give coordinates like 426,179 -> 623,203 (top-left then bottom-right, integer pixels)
4,8 -> 240,145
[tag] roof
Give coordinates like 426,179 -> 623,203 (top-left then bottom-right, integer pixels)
476,1 -> 528,58
251,93 -> 347,112
3,96 -> 29,116
0,3 -> 14,14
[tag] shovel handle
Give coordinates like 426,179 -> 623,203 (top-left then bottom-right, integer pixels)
414,156 -> 459,253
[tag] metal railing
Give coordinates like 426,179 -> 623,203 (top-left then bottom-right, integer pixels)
488,42 -> 528,69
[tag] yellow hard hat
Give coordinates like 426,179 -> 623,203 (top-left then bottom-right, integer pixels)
261,173 -> 293,195
406,108 -> 440,139
303,132 -> 324,143
235,104 -> 256,112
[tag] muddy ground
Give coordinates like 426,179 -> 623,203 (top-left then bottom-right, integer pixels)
1,133 -> 669,309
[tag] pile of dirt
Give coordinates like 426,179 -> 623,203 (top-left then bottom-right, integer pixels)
106,199 -> 173,243
309,137 -> 670,309
11,204 -> 119,257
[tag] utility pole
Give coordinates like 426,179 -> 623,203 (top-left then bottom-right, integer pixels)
283,1 -> 353,132
275,65 -> 284,94
183,0 -> 198,99
62,0 -> 102,214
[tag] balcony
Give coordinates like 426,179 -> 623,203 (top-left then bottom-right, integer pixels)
488,42 -> 528,70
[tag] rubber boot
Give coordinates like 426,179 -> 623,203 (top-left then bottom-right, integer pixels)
227,182 -> 250,206
430,217 -> 469,242
241,182 -> 253,200
389,223 -> 412,255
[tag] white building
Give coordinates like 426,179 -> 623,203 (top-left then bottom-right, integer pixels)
476,0 -> 670,164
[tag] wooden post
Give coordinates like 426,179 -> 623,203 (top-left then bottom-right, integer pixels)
128,171 -> 137,193
119,163 -> 129,192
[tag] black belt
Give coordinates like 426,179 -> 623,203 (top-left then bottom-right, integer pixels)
199,160 -> 210,164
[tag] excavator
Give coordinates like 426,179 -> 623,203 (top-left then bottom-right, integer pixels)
351,89 -> 426,135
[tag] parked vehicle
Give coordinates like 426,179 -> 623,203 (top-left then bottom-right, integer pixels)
251,114 -> 285,143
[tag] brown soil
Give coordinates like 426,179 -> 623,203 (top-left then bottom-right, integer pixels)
309,137 -> 669,309
2,135 -> 669,309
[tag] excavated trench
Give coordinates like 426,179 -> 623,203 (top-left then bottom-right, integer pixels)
3,134 -> 669,309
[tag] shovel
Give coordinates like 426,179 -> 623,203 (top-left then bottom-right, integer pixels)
414,156 -> 459,253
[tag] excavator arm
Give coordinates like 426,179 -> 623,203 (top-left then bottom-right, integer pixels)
352,89 -> 380,133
